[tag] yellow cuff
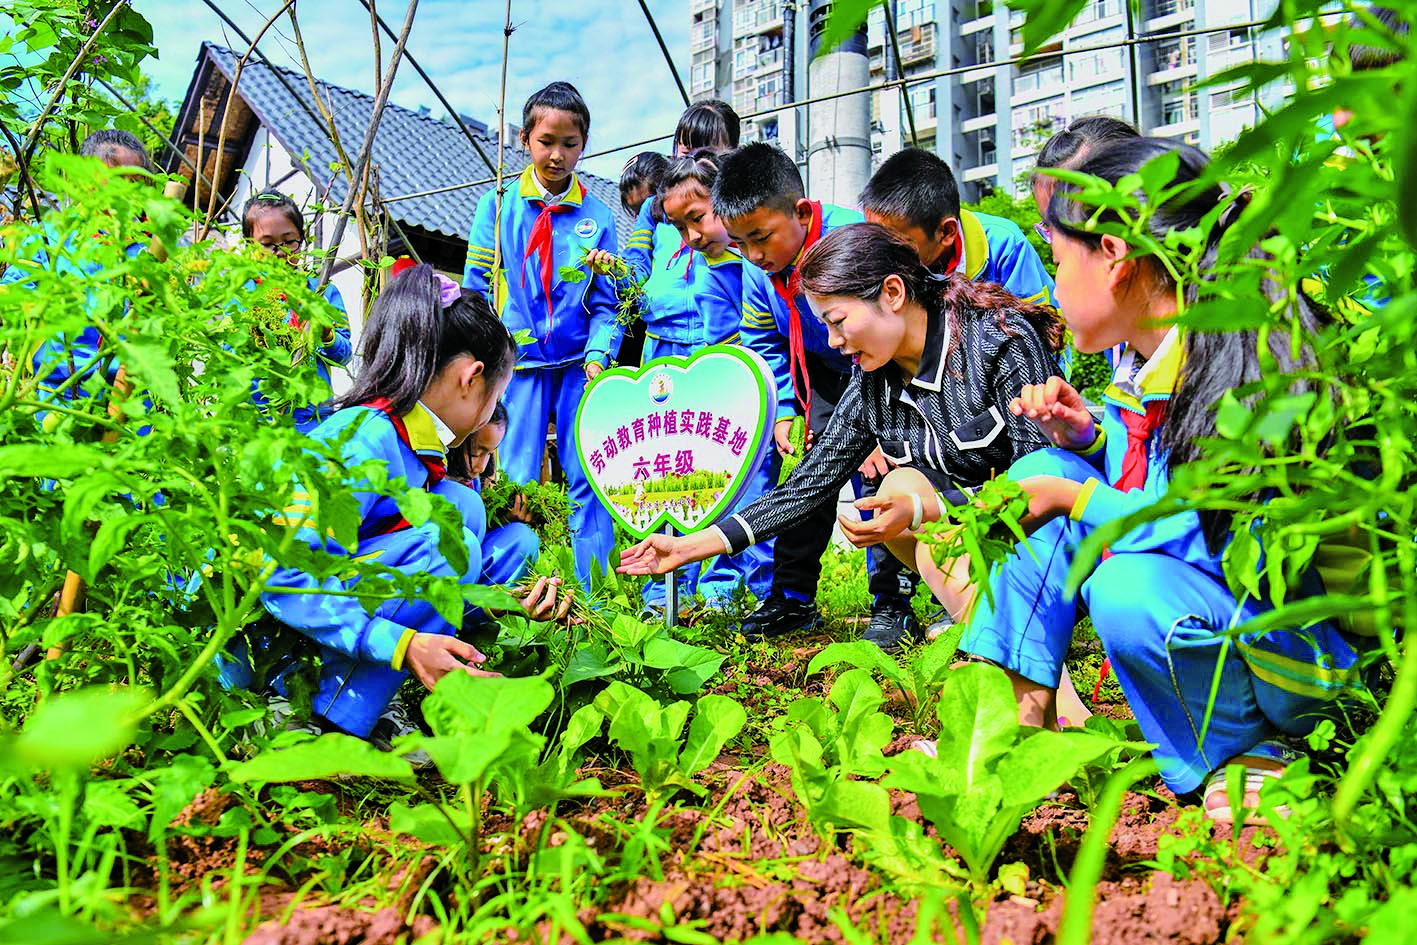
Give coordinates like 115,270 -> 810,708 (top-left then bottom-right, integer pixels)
1070,478 -> 1099,522
390,628 -> 418,672
1071,426 -> 1106,457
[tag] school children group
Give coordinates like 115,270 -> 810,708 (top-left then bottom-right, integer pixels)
33,58 -> 1385,823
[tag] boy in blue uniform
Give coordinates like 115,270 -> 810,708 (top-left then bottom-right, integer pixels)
463,82 -> 619,591
856,147 -> 1059,650
713,142 -> 864,638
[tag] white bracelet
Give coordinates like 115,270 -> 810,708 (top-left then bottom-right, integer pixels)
909,494 -> 924,531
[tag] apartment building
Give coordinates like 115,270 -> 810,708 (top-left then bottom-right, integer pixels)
689,0 -> 1284,199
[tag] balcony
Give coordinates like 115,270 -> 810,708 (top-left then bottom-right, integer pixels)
1146,0 -> 1195,29
963,162 -> 999,183
691,0 -> 716,12
961,111 -> 998,133
899,23 -> 937,65
732,1 -> 783,38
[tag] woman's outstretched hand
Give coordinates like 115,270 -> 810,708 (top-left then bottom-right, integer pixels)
617,534 -> 691,575
1010,377 -> 1097,451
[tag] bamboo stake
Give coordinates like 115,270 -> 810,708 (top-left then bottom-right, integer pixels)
491,0 -> 514,281
316,0 -> 420,291
199,0 -> 299,239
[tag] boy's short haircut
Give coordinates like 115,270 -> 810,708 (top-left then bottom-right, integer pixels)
242,190 -> 305,239
1035,116 -> 1139,174
522,81 -> 591,139
860,147 -> 959,234
79,129 -> 153,171
619,151 -> 671,212
675,99 -> 742,151
1349,6 -> 1409,70
711,142 -> 803,222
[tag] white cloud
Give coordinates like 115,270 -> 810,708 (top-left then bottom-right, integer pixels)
137,0 -> 687,180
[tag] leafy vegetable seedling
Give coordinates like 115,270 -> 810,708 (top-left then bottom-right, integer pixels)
917,475 -> 1032,610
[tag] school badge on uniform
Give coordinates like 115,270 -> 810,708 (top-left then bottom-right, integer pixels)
574,218 -> 598,239
574,346 -> 777,539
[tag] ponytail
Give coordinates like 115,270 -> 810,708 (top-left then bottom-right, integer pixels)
339,265 -> 516,416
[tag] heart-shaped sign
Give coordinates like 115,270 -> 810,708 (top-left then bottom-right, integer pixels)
574,345 -> 778,539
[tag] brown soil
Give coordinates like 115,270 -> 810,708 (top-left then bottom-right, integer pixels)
244,901 -> 437,945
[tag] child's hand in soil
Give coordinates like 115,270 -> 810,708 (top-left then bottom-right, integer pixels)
406,633 -> 498,690
1011,377 -> 1097,451
520,575 -> 575,622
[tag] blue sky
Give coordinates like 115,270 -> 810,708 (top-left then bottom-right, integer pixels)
135,0 -> 689,180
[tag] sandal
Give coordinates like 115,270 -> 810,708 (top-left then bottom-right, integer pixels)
1202,739 -> 1301,826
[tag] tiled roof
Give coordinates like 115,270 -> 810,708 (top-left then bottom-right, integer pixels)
199,43 -> 632,244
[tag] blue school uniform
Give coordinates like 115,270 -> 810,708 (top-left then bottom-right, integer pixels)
955,208 -> 1055,307
638,246 -> 774,605
2,228 -> 144,421
462,166 -> 618,588
243,276 -> 353,431
590,196 -> 699,363
470,476 -> 541,587
740,202 -> 865,423
959,329 -> 1366,794
260,401 -> 488,737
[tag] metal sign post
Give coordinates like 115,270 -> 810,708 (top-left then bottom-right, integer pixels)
663,524 -> 677,629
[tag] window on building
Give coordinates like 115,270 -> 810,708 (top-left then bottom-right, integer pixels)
1014,56 -> 1064,95
1011,97 -> 1064,151
1075,0 -> 1123,24
908,83 -> 937,120
977,77 -> 996,114
1069,46 -> 1124,81
974,31 -> 994,64
897,0 -> 935,28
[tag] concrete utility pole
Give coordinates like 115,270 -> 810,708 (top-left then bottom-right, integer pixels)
805,0 -> 871,205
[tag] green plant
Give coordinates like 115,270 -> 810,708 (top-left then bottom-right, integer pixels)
558,250 -> 649,330
587,680 -> 747,802
481,477 -> 572,545
807,635 -> 957,733
883,663 -> 1129,884
916,474 -> 1030,611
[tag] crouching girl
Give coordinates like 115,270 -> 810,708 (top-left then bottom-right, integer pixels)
959,138 -> 1369,822
257,265 -> 568,742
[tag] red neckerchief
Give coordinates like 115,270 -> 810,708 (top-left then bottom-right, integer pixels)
769,200 -> 823,426
1112,402 -> 1168,493
936,232 -> 961,276
668,238 -> 695,282
521,181 -> 585,340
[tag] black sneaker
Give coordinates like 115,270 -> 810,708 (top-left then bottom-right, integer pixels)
862,599 -> 921,654
742,593 -> 822,640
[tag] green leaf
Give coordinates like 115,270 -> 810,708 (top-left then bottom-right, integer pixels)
0,444 -> 105,480
678,695 -> 746,774
931,663 -> 1019,789
227,733 -> 415,783
1006,0 -> 1091,56
112,338 -> 180,405
814,0 -> 879,58
994,729 -> 1129,807
5,686 -> 147,770
420,671 -> 553,737
390,800 -> 466,846
643,635 -> 727,693
807,640 -> 909,692
408,732 -> 513,785
562,643 -> 625,686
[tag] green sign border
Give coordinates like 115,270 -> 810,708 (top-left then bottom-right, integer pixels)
573,344 -> 777,540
